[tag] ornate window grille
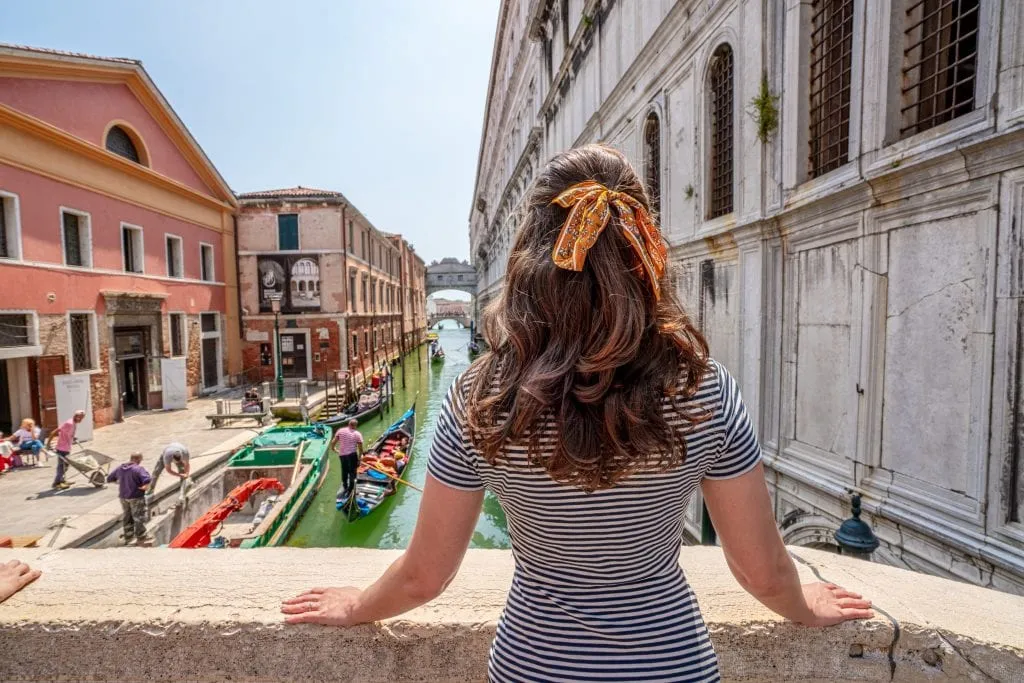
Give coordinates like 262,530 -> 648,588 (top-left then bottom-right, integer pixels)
708,44 -> 735,219
170,313 -> 184,357
0,314 -> 29,347
105,126 -> 141,163
69,313 -> 95,371
643,112 -> 662,217
900,0 -> 979,137
809,0 -> 854,178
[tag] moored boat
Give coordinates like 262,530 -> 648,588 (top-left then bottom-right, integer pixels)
336,406 -> 417,521
169,423 -> 333,548
321,390 -> 385,428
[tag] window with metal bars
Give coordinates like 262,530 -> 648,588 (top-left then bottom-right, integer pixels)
169,313 -> 185,357
900,0 -> 979,138
708,44 -> 735,219
0,314 -> 30,347
808,0 -> 854,178
643,112 -> 662,217
105,126 -> 141,164
69,313 -> 96,371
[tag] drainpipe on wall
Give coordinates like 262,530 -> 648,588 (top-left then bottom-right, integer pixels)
232,214 -> 245,384
340,203 -> 349,393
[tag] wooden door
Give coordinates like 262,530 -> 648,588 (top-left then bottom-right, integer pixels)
280,333 -> 308,378
37,355 -> 66,430
0,361 -> 11,434
202,338 -> 219,389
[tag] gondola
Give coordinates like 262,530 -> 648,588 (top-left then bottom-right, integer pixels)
431,348 -> 446,364
169,424 -> 333,548
321,390 -> 386,428
336,406 -> 416,521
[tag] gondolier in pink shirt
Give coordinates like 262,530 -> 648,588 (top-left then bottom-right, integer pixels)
45,410 -> 86,490
336,419 -> 363,498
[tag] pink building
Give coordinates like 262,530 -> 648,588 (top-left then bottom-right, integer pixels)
0,45 -> 241,431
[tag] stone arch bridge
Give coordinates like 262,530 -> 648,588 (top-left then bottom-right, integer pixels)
426,258 -> 477,297
427,312 -> 471,329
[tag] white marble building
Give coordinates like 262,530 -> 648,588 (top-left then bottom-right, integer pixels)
468,0 -> 1024,594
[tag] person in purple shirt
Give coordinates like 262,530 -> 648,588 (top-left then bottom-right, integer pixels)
106,452 -> 153,546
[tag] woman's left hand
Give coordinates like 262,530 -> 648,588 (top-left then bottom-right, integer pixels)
281,586 -> 363,625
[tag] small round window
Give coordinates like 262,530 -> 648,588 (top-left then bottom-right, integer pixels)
105,125 -> 141,163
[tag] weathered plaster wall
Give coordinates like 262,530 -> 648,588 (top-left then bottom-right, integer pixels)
1,547 -> 1021,682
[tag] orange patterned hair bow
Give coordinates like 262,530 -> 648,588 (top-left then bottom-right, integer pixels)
550,180 -> 668,299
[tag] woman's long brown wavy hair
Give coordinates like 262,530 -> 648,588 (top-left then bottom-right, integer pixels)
465,144 -> 710,491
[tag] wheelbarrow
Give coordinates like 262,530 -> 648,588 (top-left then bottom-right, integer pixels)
54,443 -> 114,488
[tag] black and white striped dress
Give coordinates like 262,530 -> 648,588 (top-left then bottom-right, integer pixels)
428,359 -> 762,682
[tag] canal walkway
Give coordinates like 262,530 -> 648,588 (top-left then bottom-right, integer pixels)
0,397 -> 267,547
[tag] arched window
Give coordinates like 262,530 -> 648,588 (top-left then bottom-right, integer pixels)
643,111 -> 662,217
708,44 -> 735,219
105,125 -> 141,164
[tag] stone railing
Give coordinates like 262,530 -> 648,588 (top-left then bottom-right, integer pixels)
1,547 -> 1021,681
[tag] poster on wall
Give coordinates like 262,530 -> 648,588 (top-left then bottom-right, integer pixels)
258,255 -> 321,313
54,374 -> 94,442
160,358 -> 188,410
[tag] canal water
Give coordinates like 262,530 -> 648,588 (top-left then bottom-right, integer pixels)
287,325 -> 510,549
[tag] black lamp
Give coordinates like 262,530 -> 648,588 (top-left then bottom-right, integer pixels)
834,493 -> 879,559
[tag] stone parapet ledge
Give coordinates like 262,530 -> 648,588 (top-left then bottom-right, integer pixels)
0,547 -> 1021,682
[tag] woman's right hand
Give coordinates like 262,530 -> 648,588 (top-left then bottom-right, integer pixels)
798,582 -> 874,626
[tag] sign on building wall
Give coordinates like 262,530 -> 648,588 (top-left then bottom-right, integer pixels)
160,358 -> 188,410
54,374 -> 93,442
258,255 -> 321,313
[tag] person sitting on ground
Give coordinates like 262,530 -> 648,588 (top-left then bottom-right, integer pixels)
107,452 -> 153,546
0,559 -> 40,603
45,410 -> 86,490
9,418 -> 43,466
147,442 -> 191,496
282,145 -> 873,682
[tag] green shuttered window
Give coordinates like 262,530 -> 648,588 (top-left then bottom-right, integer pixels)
278,214 -> 299,250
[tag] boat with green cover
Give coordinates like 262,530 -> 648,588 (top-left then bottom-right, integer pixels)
169,423 -> 333,549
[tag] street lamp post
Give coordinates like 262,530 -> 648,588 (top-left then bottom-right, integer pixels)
268,293 -> 284,401
834,493 -> 879,560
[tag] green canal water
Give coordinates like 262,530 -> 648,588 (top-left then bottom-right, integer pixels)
286,326 -> 510,549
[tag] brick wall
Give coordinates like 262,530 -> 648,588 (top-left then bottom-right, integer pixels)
241,317 -> 344,383
37,313 -> 114,427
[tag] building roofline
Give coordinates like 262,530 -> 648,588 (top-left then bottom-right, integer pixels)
0,43 -> 237,207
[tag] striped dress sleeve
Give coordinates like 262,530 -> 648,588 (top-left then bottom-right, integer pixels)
427,377 -> 485,491
704,361 -> 762,480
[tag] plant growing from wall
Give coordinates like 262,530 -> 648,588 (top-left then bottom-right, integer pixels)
684,185 -> 695,199
749,72 -> 780,144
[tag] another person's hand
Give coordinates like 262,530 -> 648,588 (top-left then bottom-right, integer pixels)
281,586 -> 363,626
798,582 -> 873,626
0,559 -> 41,603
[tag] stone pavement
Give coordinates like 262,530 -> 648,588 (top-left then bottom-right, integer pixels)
0,397 -> 268,544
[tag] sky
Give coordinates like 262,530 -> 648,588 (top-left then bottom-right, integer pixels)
0,0 -> 499,275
